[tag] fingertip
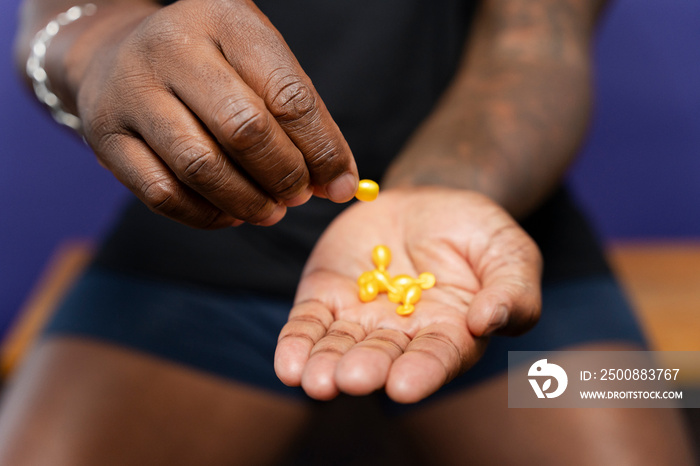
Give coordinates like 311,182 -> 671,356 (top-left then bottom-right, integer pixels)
385,379 -> 425,404
274,366 -> 300,387
487,305 -> 509,334
254,203 -> 286,226
301,366 -> 340,401
201,212 -> 244,230
283,186 -> 313,207
335,349 -> 390,396
385,355 -> 445,404
324,172 -> 358,203
299,348 -> 346,401
335,366 -> 374,396
311,185 -> 327,199
469,303 -> 509,337
274,343 -> 304,387
469,281 -> 541,336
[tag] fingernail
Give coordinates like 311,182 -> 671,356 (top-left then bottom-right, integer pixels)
325,173 -> 358,203
486,305 -> 508,334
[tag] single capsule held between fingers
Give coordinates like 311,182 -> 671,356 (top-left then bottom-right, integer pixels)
355,179 -> 379,202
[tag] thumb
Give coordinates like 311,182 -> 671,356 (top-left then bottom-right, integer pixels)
467,267 -> 542,337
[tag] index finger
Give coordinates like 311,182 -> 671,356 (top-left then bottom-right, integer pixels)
215,6 -> 359,202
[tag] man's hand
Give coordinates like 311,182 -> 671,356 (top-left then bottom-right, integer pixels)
52,0 -> 358,228
275,187 -> 542,403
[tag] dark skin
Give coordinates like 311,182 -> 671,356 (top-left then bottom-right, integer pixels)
6,0 -> 696,464
15,0 -> 550,402
275,188 -> 542,403
17,0 -> 359,228
275,0 -> 599,401
382,0 -> 601,218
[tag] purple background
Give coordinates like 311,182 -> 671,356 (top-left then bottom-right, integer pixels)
2,0 -> 699,337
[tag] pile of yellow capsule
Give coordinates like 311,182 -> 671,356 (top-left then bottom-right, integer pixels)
354,179 -> 435,316
357,245 -> 436,316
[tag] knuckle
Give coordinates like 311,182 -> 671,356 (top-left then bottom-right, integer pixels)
79,70 -> 158,137
304,140 -> 344,176
234,193 -> 274,223
213,99 -> 271,152
132,9 -> 193,54
268,165 -> 308,198
206,0 -> 255,31
80,98 -> 128,143
140,175 -> 180,214
266,76 -> 317,124
170,137 -> 225,191
84,125 -> 132,171
90,125 -> 124,154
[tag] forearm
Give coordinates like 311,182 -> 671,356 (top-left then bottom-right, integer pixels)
14,0 -> 159,115
382,0 -> 607,218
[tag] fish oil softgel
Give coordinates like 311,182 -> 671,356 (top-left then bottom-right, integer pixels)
357,245 -> 435,316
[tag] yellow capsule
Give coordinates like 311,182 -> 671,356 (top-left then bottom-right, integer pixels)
356,244 -> 436,317
391,275 -> 416,288
405,284 -> 422,302
359,282 -> 379,302
417,272 -> 436,289
358,271 -> 378,301
396,285 -> 422,316
396,304 -> 415,316
371,245 -> 392,271
358,271 -> 377,286
387,274 -> 415,303
355,179 -> 379,202
373,270 -> 392,292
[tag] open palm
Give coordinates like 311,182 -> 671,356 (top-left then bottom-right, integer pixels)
275,187 -> 542,403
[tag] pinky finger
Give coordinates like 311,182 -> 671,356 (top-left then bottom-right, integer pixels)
92,133 -> 238,229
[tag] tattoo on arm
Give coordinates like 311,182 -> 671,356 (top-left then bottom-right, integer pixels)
382,0 -> 606,218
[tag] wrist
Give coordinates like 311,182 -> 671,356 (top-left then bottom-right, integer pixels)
18,0 -> 159,126
50,2 -> 159,114
25,4 -> 97,130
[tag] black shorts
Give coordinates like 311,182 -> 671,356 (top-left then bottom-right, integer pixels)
45,263 -> 646,404
44,187 -> 646,407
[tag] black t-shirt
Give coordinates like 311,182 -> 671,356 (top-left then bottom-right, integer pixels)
94,0 -> 610,296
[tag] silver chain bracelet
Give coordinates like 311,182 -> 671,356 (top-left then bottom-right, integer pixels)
26,3 -> 97,133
